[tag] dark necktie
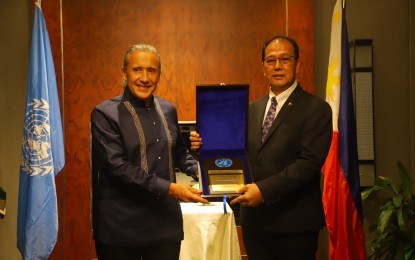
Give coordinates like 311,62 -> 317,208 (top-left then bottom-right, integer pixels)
262,97 -> 277,142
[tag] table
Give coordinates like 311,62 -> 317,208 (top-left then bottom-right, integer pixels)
180,202 -> 241,260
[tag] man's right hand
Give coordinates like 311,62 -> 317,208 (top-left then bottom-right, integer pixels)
189,131 -> 202,150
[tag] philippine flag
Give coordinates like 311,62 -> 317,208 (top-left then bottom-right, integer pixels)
322,0 -> 367,259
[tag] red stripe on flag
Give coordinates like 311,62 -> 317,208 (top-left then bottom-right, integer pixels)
322,132 -> 341,233
323,132 -> 366,260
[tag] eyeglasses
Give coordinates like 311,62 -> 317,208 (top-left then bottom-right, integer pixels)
263,55 -> 296,67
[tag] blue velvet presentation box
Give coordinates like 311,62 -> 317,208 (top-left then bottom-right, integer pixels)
196,84 -> 252,198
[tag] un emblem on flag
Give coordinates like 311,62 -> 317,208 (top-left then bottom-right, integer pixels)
21,99 -> 54,176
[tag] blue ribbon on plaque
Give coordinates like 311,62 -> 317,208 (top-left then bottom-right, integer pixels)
196,84 -> 252,198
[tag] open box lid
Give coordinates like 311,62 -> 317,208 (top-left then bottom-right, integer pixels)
196,84 -> 249,153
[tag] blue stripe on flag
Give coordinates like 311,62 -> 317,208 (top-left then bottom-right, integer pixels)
338,6 -> 363,221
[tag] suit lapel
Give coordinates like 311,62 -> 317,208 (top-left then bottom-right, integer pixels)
261,86 -> 304,144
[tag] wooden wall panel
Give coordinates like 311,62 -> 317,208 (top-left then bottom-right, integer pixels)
43,0 -> 314,258
287,0 -> 315,93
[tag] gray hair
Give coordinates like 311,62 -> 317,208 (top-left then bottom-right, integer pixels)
122,43 -> 161,71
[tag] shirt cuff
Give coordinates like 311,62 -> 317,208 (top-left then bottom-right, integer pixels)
154,177 -> 171,198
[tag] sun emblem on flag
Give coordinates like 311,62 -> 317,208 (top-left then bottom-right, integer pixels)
21,98 -> 54,176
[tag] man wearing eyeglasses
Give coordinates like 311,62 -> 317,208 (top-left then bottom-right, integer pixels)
190,36 -> 332,259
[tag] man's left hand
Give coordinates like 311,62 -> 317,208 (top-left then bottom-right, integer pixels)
168,183 -> 209,204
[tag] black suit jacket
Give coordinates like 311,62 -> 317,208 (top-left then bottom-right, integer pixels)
241,85 -> 332,234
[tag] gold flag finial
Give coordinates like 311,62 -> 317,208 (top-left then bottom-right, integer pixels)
35,0 -> 42,9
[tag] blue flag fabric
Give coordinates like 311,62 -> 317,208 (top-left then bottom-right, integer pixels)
17,2 -> 65,259
338,7 -> 364,220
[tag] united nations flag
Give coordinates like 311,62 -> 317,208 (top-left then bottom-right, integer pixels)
17,1 -> 65,259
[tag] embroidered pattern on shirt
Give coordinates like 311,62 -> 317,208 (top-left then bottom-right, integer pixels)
154,100 -> 174,182
123,101 -> 149,173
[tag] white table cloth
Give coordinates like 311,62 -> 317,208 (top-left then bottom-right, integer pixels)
179,202 -> 241,260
